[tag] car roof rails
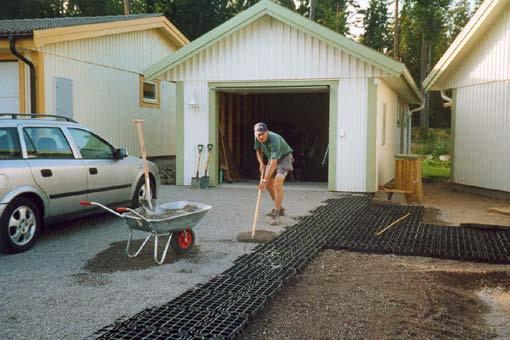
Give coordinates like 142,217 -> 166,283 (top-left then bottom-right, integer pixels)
0,113 -> 78,123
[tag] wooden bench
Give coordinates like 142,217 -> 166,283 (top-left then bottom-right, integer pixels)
380,154 -> 423,204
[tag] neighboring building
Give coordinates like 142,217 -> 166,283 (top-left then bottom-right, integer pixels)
423,0 -> 510,192
0,14 -> 188,157
144,0 -> 423,192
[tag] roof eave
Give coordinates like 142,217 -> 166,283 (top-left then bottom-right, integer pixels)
423,0 -> 505,91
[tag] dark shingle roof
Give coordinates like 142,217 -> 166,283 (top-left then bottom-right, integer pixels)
0,13 -> 162,37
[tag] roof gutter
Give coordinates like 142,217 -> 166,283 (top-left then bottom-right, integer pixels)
8,35 -> 36,113
440,90 -> 452,108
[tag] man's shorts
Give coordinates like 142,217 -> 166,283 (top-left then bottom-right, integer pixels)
267,153 -> 294,177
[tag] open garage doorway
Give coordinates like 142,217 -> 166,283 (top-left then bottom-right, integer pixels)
216,86 -> 330,185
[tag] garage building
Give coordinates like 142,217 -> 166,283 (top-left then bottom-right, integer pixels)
145,0 -> 423,192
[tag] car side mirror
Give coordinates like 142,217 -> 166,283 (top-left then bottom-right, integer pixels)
115,148 -> 128,159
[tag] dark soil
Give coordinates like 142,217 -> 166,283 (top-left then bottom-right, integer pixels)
84,238 -> 202,273
243,250 -> 509,339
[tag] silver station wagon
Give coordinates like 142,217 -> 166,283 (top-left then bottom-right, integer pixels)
0,114 -> 160,253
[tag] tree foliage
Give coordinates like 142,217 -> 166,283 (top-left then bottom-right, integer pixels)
360,0 -> 391,53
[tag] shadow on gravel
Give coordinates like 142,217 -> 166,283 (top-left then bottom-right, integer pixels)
84,239 -> 203,273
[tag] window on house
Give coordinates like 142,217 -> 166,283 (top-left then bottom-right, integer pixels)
139,75 -> 160,108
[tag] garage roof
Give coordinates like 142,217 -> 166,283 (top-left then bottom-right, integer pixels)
423,0 -> 507,91
0,14 -> 160,37
0,14 -> 189,48
144,0 -> 423,104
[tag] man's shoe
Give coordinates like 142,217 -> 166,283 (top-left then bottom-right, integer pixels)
270,210 -> 281,226
266,207 -> 285,217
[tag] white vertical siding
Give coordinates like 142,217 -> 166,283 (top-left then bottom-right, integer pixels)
42,30 -> 176,74
164,15 -> 393,191
40,29 -> 177,156
335,78 -> 368,192
165,15 -> 388,82
375,80 -> 399,188
440,5 -> 510,89
454,81 -> 510,192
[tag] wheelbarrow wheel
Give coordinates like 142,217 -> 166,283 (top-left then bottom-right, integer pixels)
171,229 -> 195,254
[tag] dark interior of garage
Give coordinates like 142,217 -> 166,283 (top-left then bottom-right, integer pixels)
217,89 -> 329,182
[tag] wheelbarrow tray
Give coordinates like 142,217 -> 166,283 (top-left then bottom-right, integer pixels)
124,201 -> 211,234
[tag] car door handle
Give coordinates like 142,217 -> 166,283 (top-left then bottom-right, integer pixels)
89,168 -> 98,175
41,169 -> 52,177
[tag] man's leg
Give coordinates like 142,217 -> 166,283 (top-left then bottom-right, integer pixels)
273,174 -> 286,210
266,178 -> 276,202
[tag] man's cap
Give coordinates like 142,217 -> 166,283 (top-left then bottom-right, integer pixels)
254,122 -> 268,133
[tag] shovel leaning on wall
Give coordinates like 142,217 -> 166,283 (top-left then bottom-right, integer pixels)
190,144 -> 204,189
199,144 -> 213,189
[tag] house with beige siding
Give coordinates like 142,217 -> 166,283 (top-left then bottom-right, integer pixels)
0,14 -> 188,157
145,0 -> 423,192
423,0 -> 510,192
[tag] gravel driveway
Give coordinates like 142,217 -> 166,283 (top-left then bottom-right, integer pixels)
0,184 -> 334,339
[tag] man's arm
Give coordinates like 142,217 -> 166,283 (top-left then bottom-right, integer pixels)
264,159 -> 278,181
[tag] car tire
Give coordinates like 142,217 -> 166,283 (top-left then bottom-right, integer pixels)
171,229 -> 195,254
0,197 -> 42,254
132,176 -> 155,208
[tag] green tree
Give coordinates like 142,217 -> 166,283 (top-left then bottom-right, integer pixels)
447,0 -> 471,44
314,0 -> 349,34
399,0 -> 450,130
360,0 -> 392,53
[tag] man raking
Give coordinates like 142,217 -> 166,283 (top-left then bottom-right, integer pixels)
254,122 -> 294,226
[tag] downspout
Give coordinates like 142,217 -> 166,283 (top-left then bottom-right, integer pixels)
440,90 -> 453,108
406,101 -> 426,154
8,35 -> 36,113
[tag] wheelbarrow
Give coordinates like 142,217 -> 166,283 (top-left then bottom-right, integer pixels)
80,200 -> 211,265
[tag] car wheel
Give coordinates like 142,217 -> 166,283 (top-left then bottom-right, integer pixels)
0,197 -> 42,253
132,177 -> 155,208
171,229 -> 195,254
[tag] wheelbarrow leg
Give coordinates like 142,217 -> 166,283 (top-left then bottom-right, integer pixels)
154,232 -> 173,265
126,229 -> 152,258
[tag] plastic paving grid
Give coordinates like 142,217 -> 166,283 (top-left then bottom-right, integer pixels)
93,195 -> 510,339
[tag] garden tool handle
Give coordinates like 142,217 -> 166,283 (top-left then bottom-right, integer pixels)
196,144 -> 204,177
203,144 -> 213,176
133,119 -> 152,202
251,168 -> 265,239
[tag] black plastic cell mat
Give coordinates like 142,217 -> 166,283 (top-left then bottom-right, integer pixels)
92,195 -> 510,339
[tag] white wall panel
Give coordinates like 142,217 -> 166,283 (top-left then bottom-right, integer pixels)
440,6 -> 510,89
42,29 -> 176,74
40,29 -> 177,156
454,81 -> 510,191
376,80 -> 399,188
43,53 -> 176,157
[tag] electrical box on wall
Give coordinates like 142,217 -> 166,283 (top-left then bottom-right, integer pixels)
55,77 -> 73,119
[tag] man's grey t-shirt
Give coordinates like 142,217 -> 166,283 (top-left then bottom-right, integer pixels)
254,131 -> 293,160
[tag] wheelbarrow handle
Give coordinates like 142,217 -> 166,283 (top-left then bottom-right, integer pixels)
80,200 -> 124,217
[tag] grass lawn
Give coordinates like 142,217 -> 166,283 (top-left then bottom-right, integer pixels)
422,162 -> 450,179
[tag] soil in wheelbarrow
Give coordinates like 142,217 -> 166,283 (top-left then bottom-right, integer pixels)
84,239 -> 202,273
130,204 -> 199,220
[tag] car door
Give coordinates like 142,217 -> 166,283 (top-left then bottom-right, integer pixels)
67,128 -> 134,205
22,126 -> 87,216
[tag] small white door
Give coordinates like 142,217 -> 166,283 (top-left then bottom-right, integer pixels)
0,62 -> 20,113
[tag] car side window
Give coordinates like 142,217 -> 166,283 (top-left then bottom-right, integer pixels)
0,128 -> 22,159
23,127 -> 74,159
69,128 -> 114,159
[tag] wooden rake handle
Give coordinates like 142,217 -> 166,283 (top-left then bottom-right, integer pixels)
251,168 -> 265,239
133,119 -> 152,200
